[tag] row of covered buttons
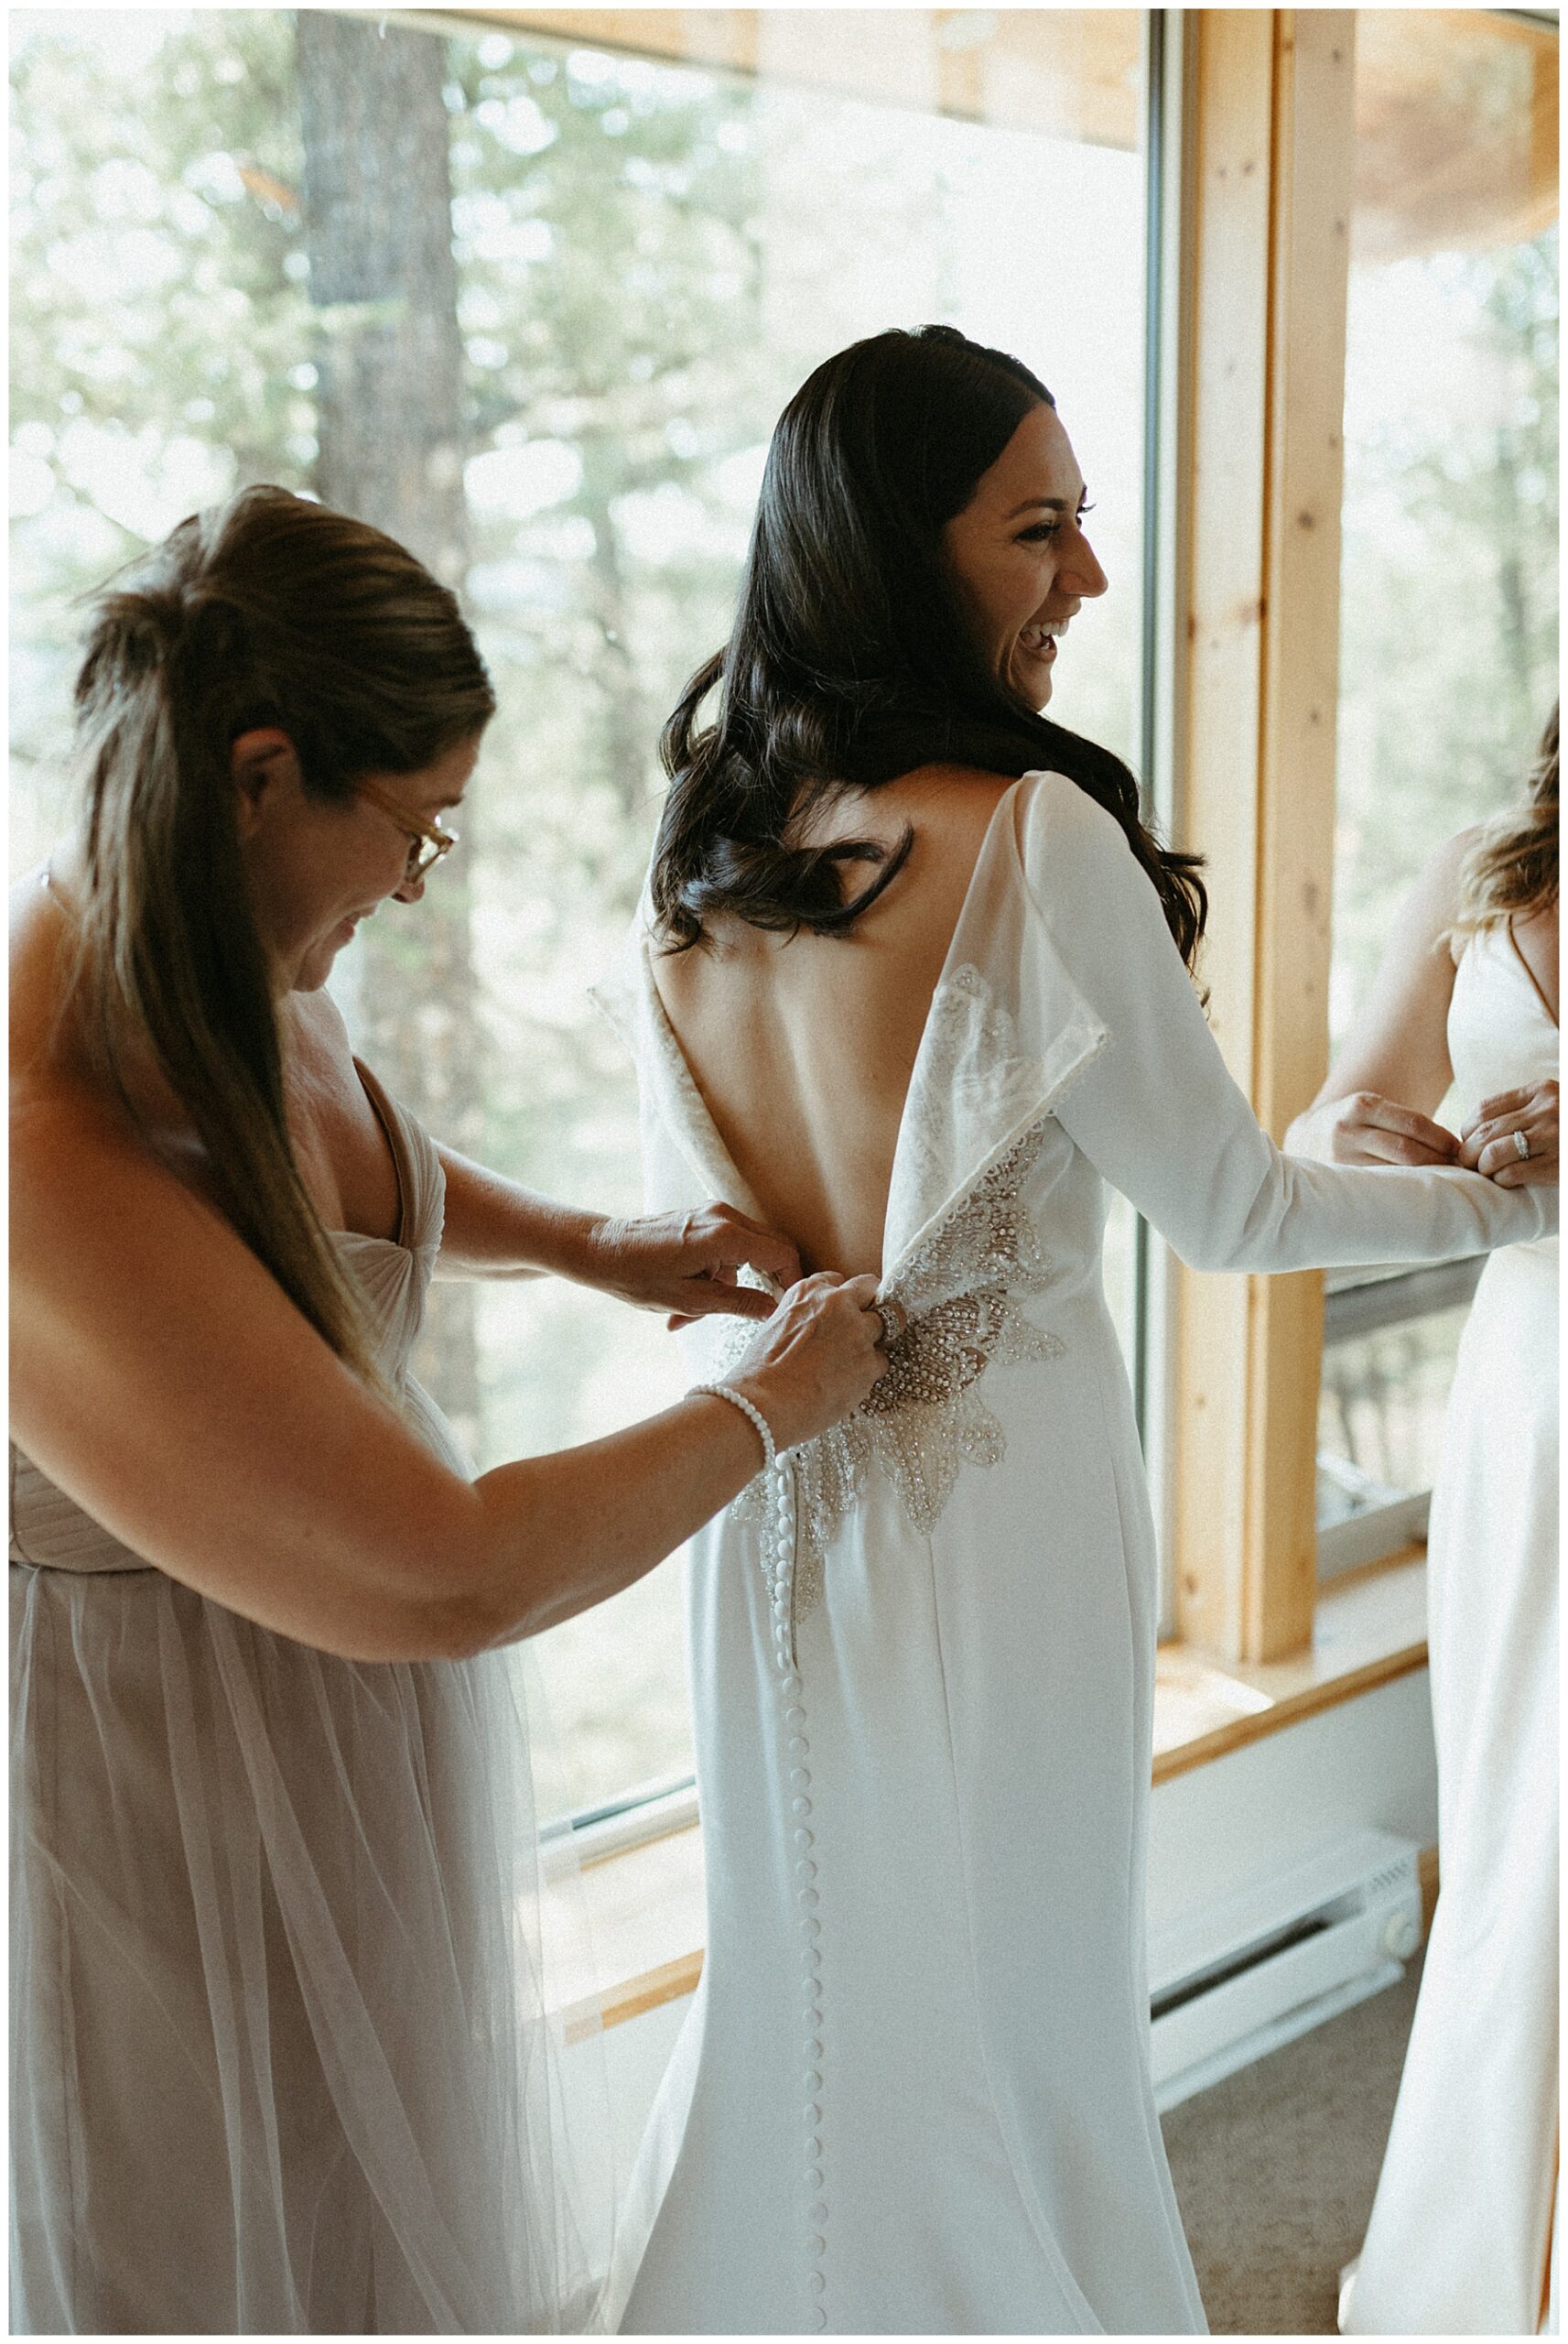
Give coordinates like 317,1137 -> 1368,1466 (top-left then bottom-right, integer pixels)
767,1460 -> 828,2331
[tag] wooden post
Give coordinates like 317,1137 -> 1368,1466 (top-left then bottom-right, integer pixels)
1173,12 -> 1355,1664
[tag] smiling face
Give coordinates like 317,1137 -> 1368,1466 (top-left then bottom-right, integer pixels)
233,730 -> 480,995
940,401 -> 1108,712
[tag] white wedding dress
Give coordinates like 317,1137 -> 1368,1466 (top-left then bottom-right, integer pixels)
10,1068 -> 610,2334
594,772 -> 1556,2336
1343,921 -> 1559,2337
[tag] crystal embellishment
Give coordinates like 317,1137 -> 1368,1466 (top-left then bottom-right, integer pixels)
735,1102 -> 1064,1627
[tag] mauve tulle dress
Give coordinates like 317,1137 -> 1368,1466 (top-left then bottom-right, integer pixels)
10,1068 -> 611,2334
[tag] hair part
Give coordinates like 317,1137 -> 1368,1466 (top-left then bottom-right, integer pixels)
1451,701 -> 1559,943
650,324 -> 1206,972
70,484 -> 495,1384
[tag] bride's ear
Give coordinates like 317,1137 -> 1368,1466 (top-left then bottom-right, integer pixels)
232,727 -> 303,841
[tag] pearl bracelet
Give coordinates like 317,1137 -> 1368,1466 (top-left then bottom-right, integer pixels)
689,1382 -> 777,1477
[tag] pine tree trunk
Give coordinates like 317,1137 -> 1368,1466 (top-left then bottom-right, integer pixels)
580,452 -> 654,823
297,13 -> 483,1452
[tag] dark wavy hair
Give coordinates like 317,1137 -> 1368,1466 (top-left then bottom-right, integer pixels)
650,324 -> 1206,970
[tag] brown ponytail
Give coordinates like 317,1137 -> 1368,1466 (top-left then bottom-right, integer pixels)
69,487 -> 494,1383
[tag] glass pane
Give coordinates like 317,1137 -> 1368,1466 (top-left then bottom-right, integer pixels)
1335,14 -> 1558,1039
1318,1302 -> 1471,1520
11,8 -> 1148,1818
1319,13 -> 1557,1548
449,12 -> 1151,1810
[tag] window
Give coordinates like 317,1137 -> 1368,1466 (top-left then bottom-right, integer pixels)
11,7 -> 1155,1820
1320,8 -> 1558,1571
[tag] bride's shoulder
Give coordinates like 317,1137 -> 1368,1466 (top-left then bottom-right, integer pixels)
11,863 -> 89,1092
1012,770 -> 1137,895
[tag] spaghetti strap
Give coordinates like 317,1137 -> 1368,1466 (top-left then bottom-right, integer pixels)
1508,918 -> 1560,1031
352,1056 -> 412,1246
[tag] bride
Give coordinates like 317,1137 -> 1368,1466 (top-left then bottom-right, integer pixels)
595,326 -> 1557,2335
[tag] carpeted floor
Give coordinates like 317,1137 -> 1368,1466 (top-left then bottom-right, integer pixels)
1161,1957 -> 1422,2336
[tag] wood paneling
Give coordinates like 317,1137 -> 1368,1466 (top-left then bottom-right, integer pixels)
1352,9 -> 1559,262
1172,10 -> 1273,1664
1247,12 -> 1355,1659
1173,14 -> 1355,1665
446,8 -> 1145,147
420,5 -> 1556,263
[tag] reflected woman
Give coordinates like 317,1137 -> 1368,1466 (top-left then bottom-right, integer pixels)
596,326 -> 1556,2334
8,485 -> 887,2333
1291,708 -> 1559,2337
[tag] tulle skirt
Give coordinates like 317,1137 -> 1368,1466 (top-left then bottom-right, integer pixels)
10,1559 -> 612,2333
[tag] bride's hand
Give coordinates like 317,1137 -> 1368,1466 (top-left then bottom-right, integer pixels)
727,1273 -> 887,1452
585,1204 -> 803,1323
1285,1091 -> 1460,1167
1459,1080 -> 1559,1186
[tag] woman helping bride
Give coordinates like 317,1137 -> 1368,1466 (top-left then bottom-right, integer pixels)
595,326 -> 1556,2336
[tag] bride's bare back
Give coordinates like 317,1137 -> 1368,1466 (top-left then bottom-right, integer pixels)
652,769 -> 1014,1277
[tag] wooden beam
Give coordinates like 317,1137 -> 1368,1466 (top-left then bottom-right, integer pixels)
1172,9 -> 1271,1665
1351,10 -> 1559,262
1173,13 -> 1354,1665
439,8 -> 1145,148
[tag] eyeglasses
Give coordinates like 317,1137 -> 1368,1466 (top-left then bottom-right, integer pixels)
355,777 -> 460,884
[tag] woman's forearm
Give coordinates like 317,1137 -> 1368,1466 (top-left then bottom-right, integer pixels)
462,1393 -> 766,1648
432,1147 -> 805,1318
433,1144 -> 605,1281
1290,831 -> 1471,1139
443,1274 -> 885,1652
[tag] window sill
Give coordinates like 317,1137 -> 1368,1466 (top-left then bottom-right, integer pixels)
1152,1545 -> 1429,1781
557,1548 -> 1430,2033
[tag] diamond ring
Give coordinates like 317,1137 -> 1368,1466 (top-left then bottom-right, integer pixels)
1512,1128 -> 1531,1162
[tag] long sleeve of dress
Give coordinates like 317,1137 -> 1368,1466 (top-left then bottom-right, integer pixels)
1022,772 -> 1556,1274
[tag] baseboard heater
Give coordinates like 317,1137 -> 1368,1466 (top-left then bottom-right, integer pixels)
1148,1829 -> 1422,2112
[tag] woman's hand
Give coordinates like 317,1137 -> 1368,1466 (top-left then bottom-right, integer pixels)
1284,1091 -> 1461,1168
1458,1080 -> 1559,1187
586,1204 -> 803,1324
723,1272 -> 887,1452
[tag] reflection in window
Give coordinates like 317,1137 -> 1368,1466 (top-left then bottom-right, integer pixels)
11,8 -> 1150,1813
1317,1262 -> 1483,1576
1319,13 -> 1557,1560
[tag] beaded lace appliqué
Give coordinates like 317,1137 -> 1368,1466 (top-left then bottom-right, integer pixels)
725,964 -> 1067,1629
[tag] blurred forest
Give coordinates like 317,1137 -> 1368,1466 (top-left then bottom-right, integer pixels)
1335,221 -> 1559,1033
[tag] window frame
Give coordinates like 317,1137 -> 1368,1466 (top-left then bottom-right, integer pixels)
1136,4 -> 1191,1635
1315,1256 -> 1487,1579
1168,5 -> 1555,1666
1168,8 -> 1357,1666
475,4 -> 1549,1951
12,9 -> 1540,1881
435,3 -> 1535,1738
427,0 -> 1171,1806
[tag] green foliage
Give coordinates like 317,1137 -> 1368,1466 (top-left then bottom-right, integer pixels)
1333,225 -> 1559,1034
